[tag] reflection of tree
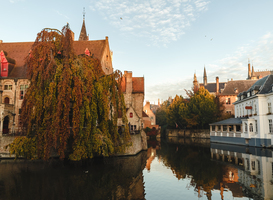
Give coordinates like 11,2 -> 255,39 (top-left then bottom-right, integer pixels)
158,141 -> 222,198
0,151 -> 146,200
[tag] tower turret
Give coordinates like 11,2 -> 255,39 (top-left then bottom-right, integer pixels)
248,59 -> 251,79
79,7 -> 89,41
203,66 -> 207,86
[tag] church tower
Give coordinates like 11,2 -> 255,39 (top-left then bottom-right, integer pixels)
203,66 -> 207,86
193,73 -> 199,93
79,8 -> 89,41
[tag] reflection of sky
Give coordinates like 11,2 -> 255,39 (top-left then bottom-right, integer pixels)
143,157 -> 253,200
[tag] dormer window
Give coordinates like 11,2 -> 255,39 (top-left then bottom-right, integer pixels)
247,92 -> 250,97
252,90 -> 255,96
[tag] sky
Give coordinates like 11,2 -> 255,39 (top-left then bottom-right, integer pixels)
1,0 -> 273,103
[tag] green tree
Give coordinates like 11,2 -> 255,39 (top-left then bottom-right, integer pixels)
155,100 -> 170,127
9,25 -> 130,160
186,87 -> 217,129
167,95 -> 187,129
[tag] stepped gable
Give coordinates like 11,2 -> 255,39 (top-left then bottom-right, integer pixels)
199,82 -> 226,93
0,39 -> 108,78
220,80 -> 257,95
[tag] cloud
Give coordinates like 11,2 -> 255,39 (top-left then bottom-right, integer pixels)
145,31 -> 273,102
90,0 -> 210,45
54,10 -> 69,19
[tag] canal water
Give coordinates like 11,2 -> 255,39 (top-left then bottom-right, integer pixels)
0,138 -> 272,200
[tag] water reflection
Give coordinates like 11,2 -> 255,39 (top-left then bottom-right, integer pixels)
211,143 -> 273,200
1,139 -> 272,200
0,151 -> 147,200
144,138 -> 273,200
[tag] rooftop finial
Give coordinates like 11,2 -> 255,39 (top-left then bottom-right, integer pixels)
83,7 -> 86,20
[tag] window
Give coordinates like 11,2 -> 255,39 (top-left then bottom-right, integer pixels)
269,119 -> 273,133
4,85 -> 12,90
212,125 -> 215,131
226,111 -> 231,115
226,98 -> 231,104
245,123 -> 248,132
223,125 -> 227,131
257,160 -> 260,175
251,161 -> 255,170
272,162 -> 273,178
268,103 -> 272,113
217,125 -> 221,131
254,104 -> 257,114
4,97 -> 9,104
249,123 -> 253,132
236,125 -> 241,132
19,109 -> 22,124
255,120 -> 258,133
20,85 -> 28,99
247,92 -> 250,97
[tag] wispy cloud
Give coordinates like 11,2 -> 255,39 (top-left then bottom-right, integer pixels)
54,10 -> 69,19
90,0 -> 210,45
145,32 -> 273,102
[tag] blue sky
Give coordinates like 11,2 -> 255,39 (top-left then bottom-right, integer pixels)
1,0 -> 273,103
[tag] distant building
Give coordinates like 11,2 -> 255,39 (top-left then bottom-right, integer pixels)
143,101 -> 159,129
118,71 -> 144,133
210,75 -> 273,147
247,60 -> 273,80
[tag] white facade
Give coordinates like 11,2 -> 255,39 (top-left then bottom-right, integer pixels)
234,92 -> 273,146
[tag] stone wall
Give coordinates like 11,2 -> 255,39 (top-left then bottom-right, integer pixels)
0,135 -> 15,158
120,130 -> 147,156
167,129 -> 210,138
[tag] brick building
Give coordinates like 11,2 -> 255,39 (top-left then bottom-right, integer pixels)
193,65 -> 259,115
118,71 -> 145,133
0,19 -> 113,135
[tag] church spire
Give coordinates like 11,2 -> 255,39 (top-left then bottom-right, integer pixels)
203,65 -> 207,86
79,7 -> 89,41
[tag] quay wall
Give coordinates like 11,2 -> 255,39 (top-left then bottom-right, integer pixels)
0,136 -> 15,158
167,129 -> 210,138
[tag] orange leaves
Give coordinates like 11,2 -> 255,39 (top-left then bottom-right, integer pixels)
10,25 -> 130,161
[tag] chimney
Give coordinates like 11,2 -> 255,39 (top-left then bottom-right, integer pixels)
126,71 -> 132,94
216,76 -> 219,94
248,60 -> 251,79
158,98 -> 160,106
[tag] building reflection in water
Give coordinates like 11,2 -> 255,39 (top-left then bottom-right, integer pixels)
211,143 -> 273,200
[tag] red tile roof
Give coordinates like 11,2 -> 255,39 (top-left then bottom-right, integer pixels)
142,111 -> 149,118
0,40 -> 107,78
120,76 -> 144,93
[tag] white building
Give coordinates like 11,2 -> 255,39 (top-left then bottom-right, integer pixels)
210,75 -> 273,147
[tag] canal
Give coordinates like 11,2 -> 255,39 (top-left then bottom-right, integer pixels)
0,138 -> 272,200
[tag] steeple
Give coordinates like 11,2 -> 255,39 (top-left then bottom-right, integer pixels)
193,73 -> 198,92
203,65 -> 207,86
79,7 -> 89,41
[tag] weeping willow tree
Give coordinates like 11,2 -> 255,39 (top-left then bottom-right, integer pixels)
9,25 -> 131,160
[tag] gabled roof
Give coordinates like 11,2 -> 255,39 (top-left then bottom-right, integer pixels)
0,39 -> 107,78
142,111 -> 149,118
219,80 -> 257,96
199,82 -> 226,93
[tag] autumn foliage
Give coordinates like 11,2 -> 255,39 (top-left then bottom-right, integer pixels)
9,25 -> 131,160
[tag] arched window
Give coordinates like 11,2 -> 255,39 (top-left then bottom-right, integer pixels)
245,123 -> 248,132
249,123 -> 253,132
3,116 -> 9,134
4,97 -> 9,104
